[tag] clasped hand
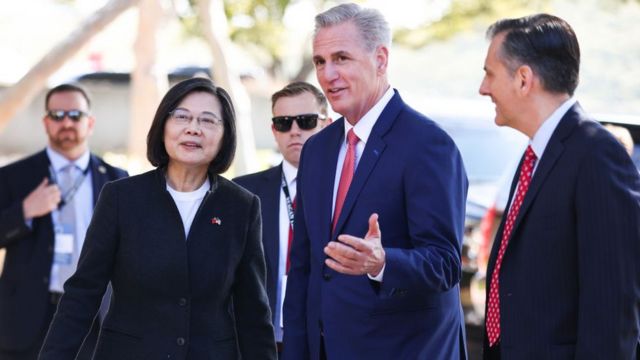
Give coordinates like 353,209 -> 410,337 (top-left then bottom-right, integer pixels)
22,178 -> 61,219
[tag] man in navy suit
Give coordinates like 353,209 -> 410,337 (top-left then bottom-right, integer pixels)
479,14 -> 640,359
283,3 -> 469,359
234,81 -> 330,354
0,83 -> 127,360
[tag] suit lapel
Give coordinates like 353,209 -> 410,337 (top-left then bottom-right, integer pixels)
315,120 -> 345,244
262,165 -> 283,287
487,104 -> 582,277
487,156 -> 522,278
89,154 -> 108,207
332,91 -> 402,237
332,135 -> 386,238
508,104 -> 581,247
35,149 -> 52,187
35,150 -> 55,240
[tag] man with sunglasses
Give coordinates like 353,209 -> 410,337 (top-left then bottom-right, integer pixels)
234,81 -> 330,355
0,83 -> 127,360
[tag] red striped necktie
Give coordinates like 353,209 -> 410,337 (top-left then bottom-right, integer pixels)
486,145 -> 537,346
332,129 -> 359,233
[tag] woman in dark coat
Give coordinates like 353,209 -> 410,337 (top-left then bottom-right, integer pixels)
39,78 -> 277,359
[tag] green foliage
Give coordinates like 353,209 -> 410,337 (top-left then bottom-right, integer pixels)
182,0 -> 631,77
176,0 -> 296,75
394,0 -> 549,49
175,0 -> 203,39
225,0 -> 292,71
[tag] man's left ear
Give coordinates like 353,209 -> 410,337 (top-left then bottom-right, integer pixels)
376,46 -> 389,74
516,65 -> 534,94
87,115 -> 96,133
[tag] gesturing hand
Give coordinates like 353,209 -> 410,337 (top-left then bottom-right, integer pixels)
324,213 -> 385,276
22,178 -> 61,220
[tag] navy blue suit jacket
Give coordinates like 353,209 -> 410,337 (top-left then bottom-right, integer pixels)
483,104 -> 640,359
234,165 -> 283,332
0,149 -> 127,352
283,90 -> 469,359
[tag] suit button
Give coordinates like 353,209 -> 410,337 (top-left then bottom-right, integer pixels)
43,276 -> 49,284
176,337 -> 185,346
323,273 -> 331,281
179,298 -> 187,306
48,245 -> 54,253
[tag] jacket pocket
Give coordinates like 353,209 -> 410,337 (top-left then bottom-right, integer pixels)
93,327 -> 143,360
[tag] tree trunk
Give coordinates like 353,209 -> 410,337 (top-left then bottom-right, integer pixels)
128,0 -> 168,173
197,0 -> 258,176
0,0 -> 141,133
290,0 -> 325,82
292,53 -> 315,82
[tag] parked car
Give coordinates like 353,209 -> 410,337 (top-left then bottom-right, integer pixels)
433,114 -> 527,269
426,105 -> 527,357
425,99 -> 527,270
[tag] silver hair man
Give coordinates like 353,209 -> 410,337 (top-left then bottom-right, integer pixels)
313,3 -> 391,51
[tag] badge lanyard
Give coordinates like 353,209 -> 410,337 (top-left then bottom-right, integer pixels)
280,171 -> 296,329
281,172 -> 295,229
48,162 -> 91,210
49,162 -> 90,271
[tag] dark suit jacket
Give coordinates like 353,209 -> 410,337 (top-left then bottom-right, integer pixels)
39,168 -> 276,360
234,165 -> 282,332
483,103 -> 640,359
0,149 -> 127,352
283,90 -> 469,360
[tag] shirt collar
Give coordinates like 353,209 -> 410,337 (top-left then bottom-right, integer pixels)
530,97 -> 577,159
46,146 -> 91,172
343,86 -> 395,144
281,159 -> 297,187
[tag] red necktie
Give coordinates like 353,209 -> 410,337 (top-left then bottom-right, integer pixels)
286,198 -> 296,274
486,145 -> 537,346
332,129 -> 359,232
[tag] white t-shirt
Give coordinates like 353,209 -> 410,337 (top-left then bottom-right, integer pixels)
166,179 -> 210,238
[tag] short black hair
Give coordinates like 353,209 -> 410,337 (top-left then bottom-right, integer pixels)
146,77 -> 237,174
487,13 -> 580,96
271,81 -> 328,116
45,83 -> 92,110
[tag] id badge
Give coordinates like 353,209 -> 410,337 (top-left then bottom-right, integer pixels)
279,274 -> 288,328
54,233 -> 74,265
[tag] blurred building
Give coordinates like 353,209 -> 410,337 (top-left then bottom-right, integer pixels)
0,67 -> 279,168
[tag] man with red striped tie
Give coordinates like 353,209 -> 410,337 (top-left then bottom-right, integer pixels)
480,14 -> 640,359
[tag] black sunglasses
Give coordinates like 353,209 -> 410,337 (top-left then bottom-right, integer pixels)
46,110 -> 88,122
272,113 -> 325,132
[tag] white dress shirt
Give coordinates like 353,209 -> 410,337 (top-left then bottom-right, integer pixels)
332,86 -> 394,282
529,97 -> 577,173
275,159 -> 297,342
46,147 -> 93,293
508,97 -> 577,212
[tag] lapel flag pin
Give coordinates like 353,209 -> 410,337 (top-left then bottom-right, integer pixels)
98,165 -> 107,174
211,217 -> 222,225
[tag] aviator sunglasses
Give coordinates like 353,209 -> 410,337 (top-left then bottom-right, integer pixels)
272,113 -> 325,132
46,110 -> 89,122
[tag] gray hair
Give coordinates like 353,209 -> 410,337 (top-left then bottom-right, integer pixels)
314,3 -> 391,52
